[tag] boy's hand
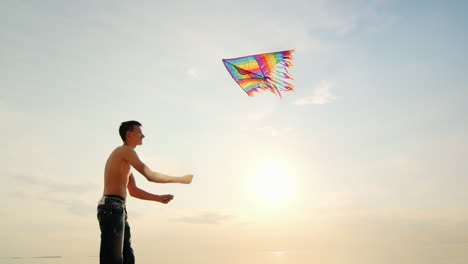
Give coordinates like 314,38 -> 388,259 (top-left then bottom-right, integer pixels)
158,194 -> 174,204
180,174 -> 193,184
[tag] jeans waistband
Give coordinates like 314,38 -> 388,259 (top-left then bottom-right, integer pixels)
99,195 -> 125,205
105,195 -> 125,202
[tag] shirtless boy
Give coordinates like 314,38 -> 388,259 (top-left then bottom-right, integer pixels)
97,120 -> 193,264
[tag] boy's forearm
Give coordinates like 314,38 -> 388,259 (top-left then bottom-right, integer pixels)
142,166 -> 193,184
149,171 -> 178,183
130,188 -> 162,202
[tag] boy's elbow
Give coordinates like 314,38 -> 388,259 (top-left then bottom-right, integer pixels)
128,184 -> 141,197
128,188 -> 137,197
146,176 -> 161,183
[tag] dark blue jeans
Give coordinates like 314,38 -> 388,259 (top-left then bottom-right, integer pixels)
97,195 -> 135,264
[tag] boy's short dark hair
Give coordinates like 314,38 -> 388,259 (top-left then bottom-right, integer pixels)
119,120 -> 142,142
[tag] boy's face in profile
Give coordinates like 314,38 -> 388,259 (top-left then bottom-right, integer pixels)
127,126 -> 145,145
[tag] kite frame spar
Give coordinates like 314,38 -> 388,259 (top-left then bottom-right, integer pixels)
222,49 -> 295,98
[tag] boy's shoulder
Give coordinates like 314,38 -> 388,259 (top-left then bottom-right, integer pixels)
113,145 -> 137,156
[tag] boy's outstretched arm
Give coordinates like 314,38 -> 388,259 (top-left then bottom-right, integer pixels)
127,174 -> 174,204
124,147 -> 193,184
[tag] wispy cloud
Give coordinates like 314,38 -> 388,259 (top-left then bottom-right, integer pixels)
2,256 -> 63,259
13,173 -> 99,196
175,212 -> 234,225
294,80 -> 336,105
32,256 -> 63,259
10,172 -> 99,215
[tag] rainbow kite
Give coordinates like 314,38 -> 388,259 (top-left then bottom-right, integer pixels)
222,49 -> 295,98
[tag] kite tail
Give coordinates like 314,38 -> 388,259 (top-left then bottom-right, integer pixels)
265,50 -> 295,97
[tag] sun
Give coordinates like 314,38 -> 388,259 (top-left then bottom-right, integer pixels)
248,163 -> 295,205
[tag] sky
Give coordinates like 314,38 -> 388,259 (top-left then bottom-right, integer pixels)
1,0 -> 468,263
